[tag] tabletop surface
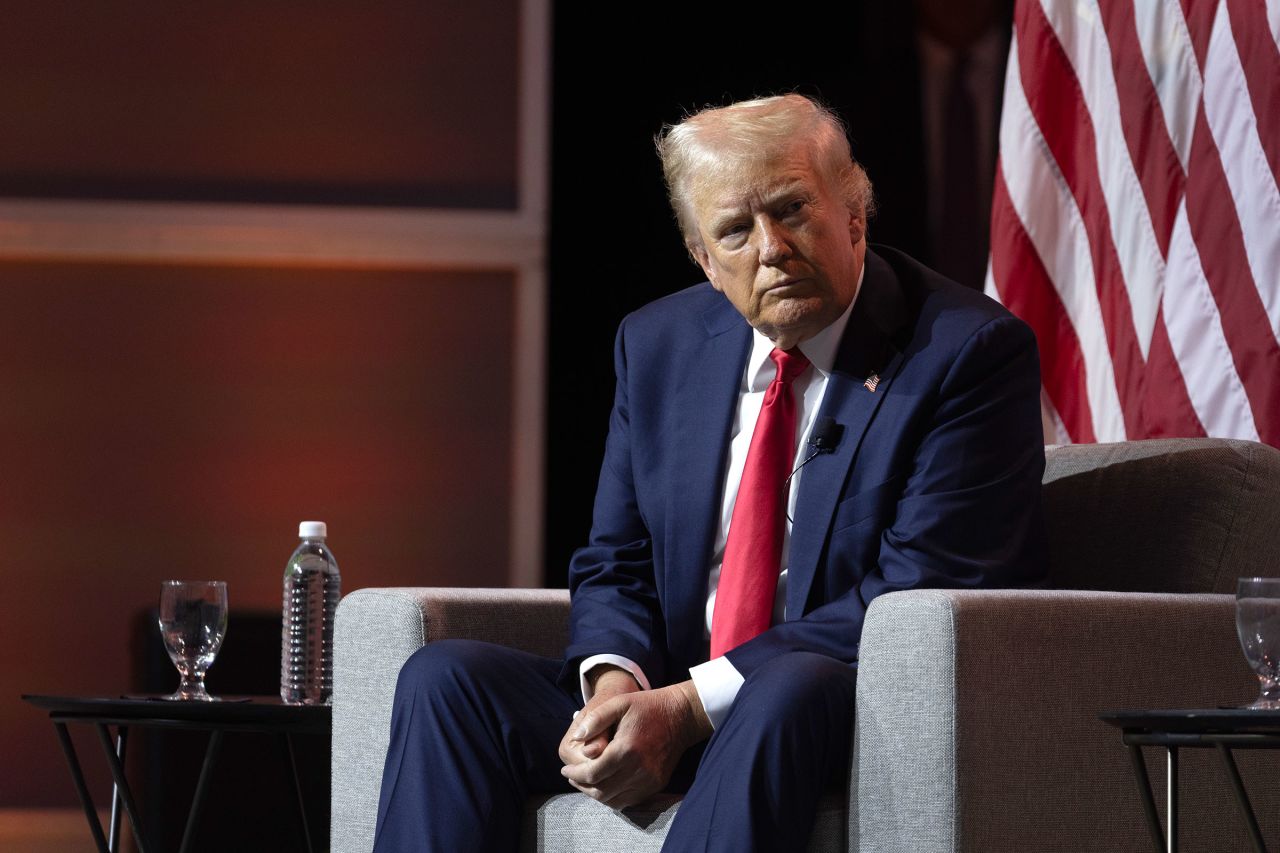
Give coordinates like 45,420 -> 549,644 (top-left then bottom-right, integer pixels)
21,693 -> 331,729
1100,707 -> 1280,734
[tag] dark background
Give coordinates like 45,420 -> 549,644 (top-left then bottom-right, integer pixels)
542,3 -> 1010,586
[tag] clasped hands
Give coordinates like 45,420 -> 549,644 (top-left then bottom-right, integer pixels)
558,666 -> 713,810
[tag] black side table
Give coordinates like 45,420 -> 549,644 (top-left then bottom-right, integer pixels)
22,694 -> 331,853
1101,708 -> 1280,853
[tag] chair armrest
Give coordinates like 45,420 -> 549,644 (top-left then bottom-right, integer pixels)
852,589 -> 1262,853
331,587 -> 570,853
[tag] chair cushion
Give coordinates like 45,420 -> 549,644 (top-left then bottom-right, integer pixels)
1042,439 -> 1280,593
521,791 -> 847,852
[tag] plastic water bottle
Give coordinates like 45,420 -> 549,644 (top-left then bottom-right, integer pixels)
280,521 -> 341,705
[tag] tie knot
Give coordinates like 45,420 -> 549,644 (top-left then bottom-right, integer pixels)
770,347 -> 810,384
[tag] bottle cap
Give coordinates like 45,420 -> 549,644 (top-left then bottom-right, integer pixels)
298,521 -> 327,539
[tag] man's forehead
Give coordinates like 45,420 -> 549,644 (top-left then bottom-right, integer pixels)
693,148 -> 823,210
707,174 -> 813,212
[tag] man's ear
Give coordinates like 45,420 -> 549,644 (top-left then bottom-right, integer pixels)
688,242 -> 721,290
848,212 -> 866,247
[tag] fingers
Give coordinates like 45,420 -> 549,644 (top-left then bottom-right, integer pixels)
560,736 -> 656,802
559,727 -> 609,765
563,777 -> 626,808
562,732 -> 609,764
557,688 -> 678,810
561,755 -> 655,811
560,749 -> 623,790
565,777 -> 645,810
559,703 -> 624,766
580,732 -> 608,759
559,695 -> 619,765
572,695 -> 627,743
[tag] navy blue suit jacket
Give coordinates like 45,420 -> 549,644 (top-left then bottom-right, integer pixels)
559,245 -> 1048,696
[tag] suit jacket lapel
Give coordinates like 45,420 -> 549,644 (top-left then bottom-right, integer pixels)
666,297 -> 751,660
786,249 -> 910,617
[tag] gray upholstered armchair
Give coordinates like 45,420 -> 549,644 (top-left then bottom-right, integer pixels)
332,438 -> 1280,852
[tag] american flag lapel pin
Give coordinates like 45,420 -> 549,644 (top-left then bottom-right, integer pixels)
863,372 -> 881,392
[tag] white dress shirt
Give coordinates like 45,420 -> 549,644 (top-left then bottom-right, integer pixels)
581,272 -> 861,728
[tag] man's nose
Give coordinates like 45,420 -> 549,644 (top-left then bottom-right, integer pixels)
756,219 -> 793,265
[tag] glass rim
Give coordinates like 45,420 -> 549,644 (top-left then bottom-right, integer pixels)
1236,577 -> 1280,594
160,580 -> 227,587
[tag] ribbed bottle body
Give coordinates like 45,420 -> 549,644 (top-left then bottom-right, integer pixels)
280,538 -> 340,704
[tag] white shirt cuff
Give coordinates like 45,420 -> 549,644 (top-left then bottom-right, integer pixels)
578,654 -> 650,704
687,656 -> 746,730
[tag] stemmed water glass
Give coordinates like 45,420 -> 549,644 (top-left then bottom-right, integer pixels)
157,580 -> 228,702
1235,578 -> 1280,709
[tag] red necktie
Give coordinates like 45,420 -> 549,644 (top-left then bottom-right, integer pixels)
710,347 -> 810,658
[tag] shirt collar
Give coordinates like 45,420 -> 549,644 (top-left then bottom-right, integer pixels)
743,263 -> 864,392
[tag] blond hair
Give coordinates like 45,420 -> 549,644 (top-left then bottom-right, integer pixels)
655,94 -> 875,249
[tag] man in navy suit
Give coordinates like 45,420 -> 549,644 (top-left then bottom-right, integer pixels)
373,94 -> 1046,852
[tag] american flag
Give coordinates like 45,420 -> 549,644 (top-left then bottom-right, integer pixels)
985,0 -> 1280,447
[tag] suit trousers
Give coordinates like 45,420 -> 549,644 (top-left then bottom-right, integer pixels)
372,639 -> 857,853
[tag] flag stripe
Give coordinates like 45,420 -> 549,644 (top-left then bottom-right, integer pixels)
1134,0 -> 1202,172
1056,0 -> 1212,443
1181,0 -> 1218,70
1142,304 -> 1207,438
1017,1 -> 1145,437
1040,0 -> 1166,358
1100,0 -> 1185,254
1163,201 -> 1261,440
1204,5 -> 1280,344
1184,103 -> 1280,443
990,167 -> 1097,443
1000,32 -> 1124,440
1227,0 -> 1280,188
994,0 -> 1277,450
1130,0 -> 1248,440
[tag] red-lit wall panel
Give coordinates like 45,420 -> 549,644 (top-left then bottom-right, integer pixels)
0,1 -> 519,207
1,262 -> 515,806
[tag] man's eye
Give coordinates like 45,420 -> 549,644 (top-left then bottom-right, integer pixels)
783,199 -> 806,215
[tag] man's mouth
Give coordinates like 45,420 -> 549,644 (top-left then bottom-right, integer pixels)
764,278 -> 810,295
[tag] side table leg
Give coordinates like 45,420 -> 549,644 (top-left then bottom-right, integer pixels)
53,722 -> 110,853
94,724 -> 148,853
1216,743 -> 1268,853
1126,744 -> 1167,853
1167,746 -> 1178,853
179,729 -> 224,853
108,726 -> 128,853
282,733 -> 315,853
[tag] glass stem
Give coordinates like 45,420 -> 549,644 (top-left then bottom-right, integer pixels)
178,671 -> 206,698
